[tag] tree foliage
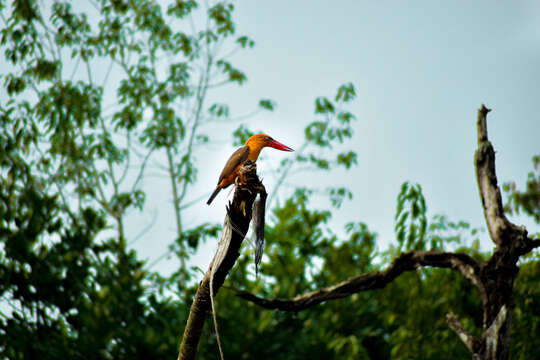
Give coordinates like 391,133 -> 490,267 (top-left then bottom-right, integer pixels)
504,155 -> 540,225
0,0 -> 258,358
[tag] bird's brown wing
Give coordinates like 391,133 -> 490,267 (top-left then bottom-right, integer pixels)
218,145 -> 250,184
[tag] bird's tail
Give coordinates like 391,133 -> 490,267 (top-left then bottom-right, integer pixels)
207,187 -> 221,205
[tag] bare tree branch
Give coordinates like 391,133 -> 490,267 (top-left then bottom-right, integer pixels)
446,312 -> 477,353
484,305 -> 508,359
233,106 -> 538,360
475,104 -> 527,248
526,238 -> 540,251
177,161 -> 265,360
236,250 -> 482,312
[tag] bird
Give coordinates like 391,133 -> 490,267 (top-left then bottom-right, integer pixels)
207,134 -> 294,205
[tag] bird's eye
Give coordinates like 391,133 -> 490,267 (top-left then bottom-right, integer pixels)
265,136 -> 270,141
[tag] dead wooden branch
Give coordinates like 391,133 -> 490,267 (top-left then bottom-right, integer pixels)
177,160 -> 265,360
475,105 -> 526,248
446,312 -> 477,353
235,106 -> 540,360
472,105 -> 534,360
236,250 -> 481,312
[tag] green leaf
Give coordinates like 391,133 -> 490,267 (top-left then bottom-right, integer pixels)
236,35 -> 255,48
258,99 -> 276,111
315,96 -> 335,114
335,82 -> 356,103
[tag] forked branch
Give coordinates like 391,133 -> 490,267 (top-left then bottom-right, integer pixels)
233,106 -> 538,360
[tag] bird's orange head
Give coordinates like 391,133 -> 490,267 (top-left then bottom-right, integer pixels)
245,133 -> 294,152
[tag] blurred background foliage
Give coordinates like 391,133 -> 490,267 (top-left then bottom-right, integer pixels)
0,1 -> 538,359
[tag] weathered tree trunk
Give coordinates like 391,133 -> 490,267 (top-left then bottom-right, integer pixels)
471,105 -> 532,360
177,161 -> 264,360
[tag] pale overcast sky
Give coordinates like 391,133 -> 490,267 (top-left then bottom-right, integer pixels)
126,1 -> 540,276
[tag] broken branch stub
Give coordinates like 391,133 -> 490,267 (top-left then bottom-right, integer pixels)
178,160 -> 266,360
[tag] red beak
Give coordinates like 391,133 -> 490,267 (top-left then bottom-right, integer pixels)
268,139 -> 294,152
